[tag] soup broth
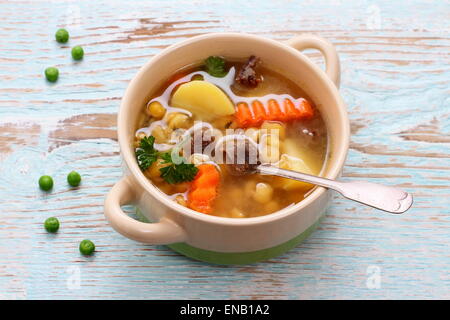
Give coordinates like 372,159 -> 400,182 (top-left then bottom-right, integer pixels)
134,56 -> 328,218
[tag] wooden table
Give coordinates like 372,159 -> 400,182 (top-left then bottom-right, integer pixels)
0,0 -> 449,299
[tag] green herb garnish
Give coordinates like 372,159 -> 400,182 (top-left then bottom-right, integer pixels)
159,152 -> 199,184
135,136 -> 198,183
136,136 -> 158,170
204,56 -> 227,77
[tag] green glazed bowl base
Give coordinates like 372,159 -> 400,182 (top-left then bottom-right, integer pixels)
167,217 -> 322,265
135,207 -> 323,265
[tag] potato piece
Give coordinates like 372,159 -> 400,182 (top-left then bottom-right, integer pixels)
275,154 -> 315,191
170,80 -> 235,120
283,138 -> 322,174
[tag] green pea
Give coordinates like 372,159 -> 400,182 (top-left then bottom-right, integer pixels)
79,239 -> 95,256
67,171 -> 81,187
44,67 -> 59,82
39,175 -> 54,191
55,28 -> 69,43
71,46 -> 84,60
44,217 -> 60,233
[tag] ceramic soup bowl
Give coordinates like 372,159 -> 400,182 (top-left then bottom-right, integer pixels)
104,33 -> 349,264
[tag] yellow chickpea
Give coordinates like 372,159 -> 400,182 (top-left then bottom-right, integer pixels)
253,182 -> 273,204
144,158 -> 169,182
136,131 -> 147,140
152,125 -> 169,143
147,101 -> 166,119
164,127 -> 174,142
134,132 -> 147,147
167,113 -> 190,129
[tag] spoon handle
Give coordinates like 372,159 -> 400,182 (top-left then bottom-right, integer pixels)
256,165 -> 413,214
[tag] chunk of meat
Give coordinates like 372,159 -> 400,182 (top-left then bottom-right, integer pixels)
190,127 -> 215,154
222,135 -> 260,176
235,55 -> 261,87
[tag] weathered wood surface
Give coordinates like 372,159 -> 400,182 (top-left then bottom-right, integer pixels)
0,0 -> 449,299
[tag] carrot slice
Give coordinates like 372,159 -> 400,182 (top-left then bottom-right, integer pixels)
190,187 -> 216,201
297,98 -> 314,119
192,166 -> 220,189
187,164 -> 220,214
235,102 -> 253,127
284,98 -> 302,119
267,99 -> 283,121
251,100 -> 267,126
234,97 -> 314,128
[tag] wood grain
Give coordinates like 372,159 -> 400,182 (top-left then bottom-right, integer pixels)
0,0 -> 449,299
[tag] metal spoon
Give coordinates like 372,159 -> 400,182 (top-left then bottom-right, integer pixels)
222,135 -> 413,214
256,164 -> 413,214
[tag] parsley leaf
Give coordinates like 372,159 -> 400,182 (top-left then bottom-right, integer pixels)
135,136 -> 199,184
204,56 -> 227,78
136,135 -> 158,171
159,152 -> 199,184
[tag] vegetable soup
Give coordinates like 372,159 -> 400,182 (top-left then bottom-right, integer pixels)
134,56 -> 328,218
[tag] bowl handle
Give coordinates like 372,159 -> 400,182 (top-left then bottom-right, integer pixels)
104,176 -> 187,244
285,34 -> 340,88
